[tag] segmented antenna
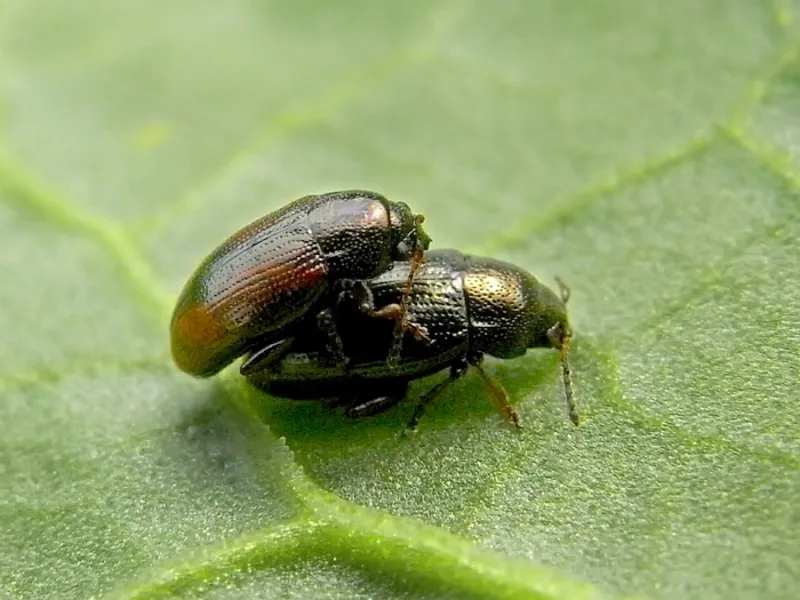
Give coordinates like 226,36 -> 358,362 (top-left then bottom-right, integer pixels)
560,344 -> 578,425
554,275 -> 571,304
554,276 -> 579,426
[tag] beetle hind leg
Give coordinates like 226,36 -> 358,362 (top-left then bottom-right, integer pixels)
405,359 -> 469,432
345,393 -> 405,418
337,381 -> 409,418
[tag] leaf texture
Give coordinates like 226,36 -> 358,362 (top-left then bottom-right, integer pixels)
0,1 -> 798,599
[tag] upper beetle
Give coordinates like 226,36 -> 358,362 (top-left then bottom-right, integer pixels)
245,249 -> 577,429
170,190 -> 431,378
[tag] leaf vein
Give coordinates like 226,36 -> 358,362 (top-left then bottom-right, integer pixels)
587,342 -> 800,470
724,126 -> 800,193
725,40 -> 800,129
479,131 -> 717,254
131,52 -> 424,237
107,514 -> 611,600
0,148 -> 172,318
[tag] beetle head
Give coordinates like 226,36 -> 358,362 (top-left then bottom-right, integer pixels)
532,276 -> 578,425
528,276 -> 571,353
388,201 -> 432,260
463,259 -> 578,424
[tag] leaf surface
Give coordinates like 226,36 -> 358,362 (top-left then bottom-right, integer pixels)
1,1 -> 798,599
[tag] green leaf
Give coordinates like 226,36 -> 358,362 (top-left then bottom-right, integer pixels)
1,1 -> 797,599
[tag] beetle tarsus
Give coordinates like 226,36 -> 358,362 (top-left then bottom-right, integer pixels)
335,278 -> 373,309
406,322 -> 432,344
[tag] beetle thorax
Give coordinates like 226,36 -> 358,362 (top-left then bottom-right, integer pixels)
462,258 -> 569,358
307,194 -> 395,279
462,262 -> 533,359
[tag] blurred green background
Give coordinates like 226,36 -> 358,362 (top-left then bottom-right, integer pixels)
1,1 -> 798,599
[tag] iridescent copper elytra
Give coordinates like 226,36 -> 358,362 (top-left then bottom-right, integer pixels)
170,190 -> 431,378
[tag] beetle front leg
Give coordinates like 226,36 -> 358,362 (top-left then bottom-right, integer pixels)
468,353 -> 521,428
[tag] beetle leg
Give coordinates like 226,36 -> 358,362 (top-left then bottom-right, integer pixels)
316,308 -> 348,367
468,354 -> 521,428
344,387 -> 408,418
335,278 -> 374,311
362,302 -> 431,344
404,358 -> 469,432
239,337 -> 296,376
337,279 -> 432,346
325,381 -> 408,416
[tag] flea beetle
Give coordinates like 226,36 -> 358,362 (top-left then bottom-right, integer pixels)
170,190 -> 431,377
245,249 -> 577,429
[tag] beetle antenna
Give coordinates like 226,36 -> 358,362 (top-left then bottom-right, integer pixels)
388,250 -> 425,363
554,275 -> 571,305
560,345 -> 578,426
551,276 -> 577,424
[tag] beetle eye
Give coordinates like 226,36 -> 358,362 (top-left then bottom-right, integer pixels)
395,240 -> 412,258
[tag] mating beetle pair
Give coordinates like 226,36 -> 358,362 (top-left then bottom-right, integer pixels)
170,190 -> 578,429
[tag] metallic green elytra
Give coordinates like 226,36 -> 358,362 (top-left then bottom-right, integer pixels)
245,249 -> 577,429
170,190 -> 431,378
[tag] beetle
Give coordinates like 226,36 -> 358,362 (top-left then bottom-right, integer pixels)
170,190 -> 431,378
244,249 -> 578,429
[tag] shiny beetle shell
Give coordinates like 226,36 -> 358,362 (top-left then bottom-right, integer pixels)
246,249 -> 577,427
170,190 -> 430,377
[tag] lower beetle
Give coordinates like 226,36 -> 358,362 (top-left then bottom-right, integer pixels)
170,190 -> 431,378
245,249 -> 578,429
